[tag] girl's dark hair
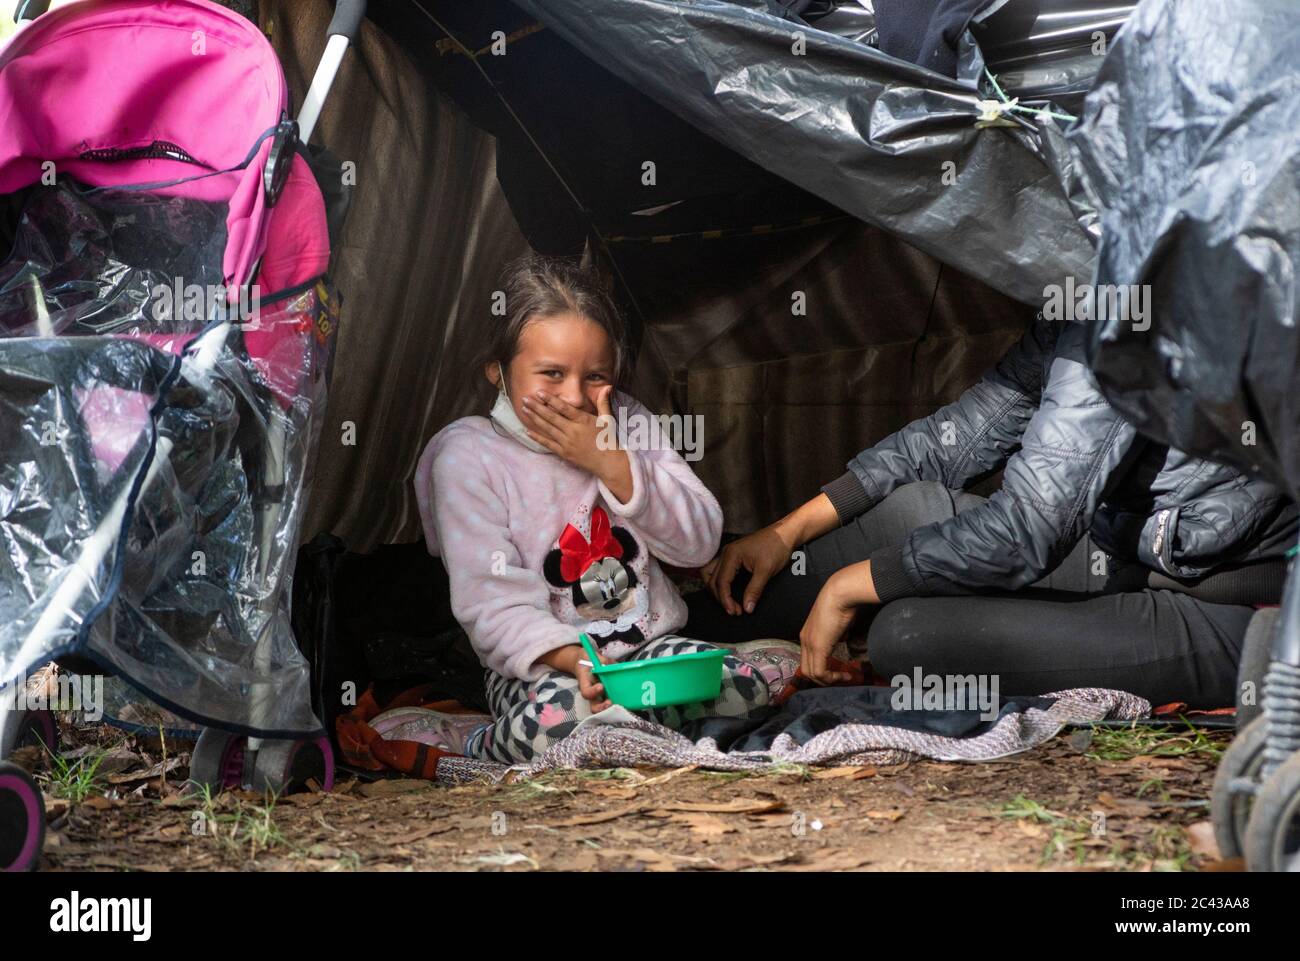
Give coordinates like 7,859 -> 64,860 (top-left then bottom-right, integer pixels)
484,253 -> 630,386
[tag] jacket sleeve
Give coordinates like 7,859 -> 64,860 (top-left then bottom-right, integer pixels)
428,433 -> 576,683
597,392 -> 723,569
867,322 -> 1143,602
821,318 -> 1052,524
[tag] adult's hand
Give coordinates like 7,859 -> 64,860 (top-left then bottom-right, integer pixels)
701,525 -> 794,616
700,492 -> 841,616
798,562 -> 878,684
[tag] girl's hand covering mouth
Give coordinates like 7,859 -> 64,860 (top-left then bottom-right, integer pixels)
522,386 -> 632,501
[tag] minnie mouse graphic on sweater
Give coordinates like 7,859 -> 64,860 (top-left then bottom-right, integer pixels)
543,504 -> 650,659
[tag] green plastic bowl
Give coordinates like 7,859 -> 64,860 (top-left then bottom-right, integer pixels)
593,647 -> 727,710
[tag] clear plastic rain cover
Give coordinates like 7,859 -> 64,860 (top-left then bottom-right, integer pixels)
0,181 -> 336,737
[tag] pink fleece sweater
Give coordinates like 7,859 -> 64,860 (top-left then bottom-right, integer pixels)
414,391 -> 723,683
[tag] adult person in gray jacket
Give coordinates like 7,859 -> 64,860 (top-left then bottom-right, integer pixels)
685,317 -> 1297,709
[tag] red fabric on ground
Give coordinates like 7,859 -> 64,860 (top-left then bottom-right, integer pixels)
1152,702 -> 1236,718
336,683 -> 471,780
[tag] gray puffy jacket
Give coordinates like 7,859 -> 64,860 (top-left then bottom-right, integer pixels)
820,318 -> 1298,603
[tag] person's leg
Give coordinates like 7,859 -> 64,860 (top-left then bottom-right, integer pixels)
624,636 -> 770,725
469,667 -> 595,764
866,589 -> 1254,709
684,480 -> 971,643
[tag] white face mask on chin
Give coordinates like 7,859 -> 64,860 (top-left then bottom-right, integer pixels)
490,364 -> 552,454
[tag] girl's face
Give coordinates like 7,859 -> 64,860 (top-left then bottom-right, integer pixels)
486,312 -> 617,417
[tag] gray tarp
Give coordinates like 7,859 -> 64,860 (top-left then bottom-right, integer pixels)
264,0 -> 1295,550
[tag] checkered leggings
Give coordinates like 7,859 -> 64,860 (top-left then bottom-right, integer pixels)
467,636 -> 769,765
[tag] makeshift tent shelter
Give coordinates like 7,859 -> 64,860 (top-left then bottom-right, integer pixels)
271,0 -> 1118,546
265,0 -> 1294,554
268,0 -> 1299,872
2,0 -> 1296,869
6,0 -> 1293,730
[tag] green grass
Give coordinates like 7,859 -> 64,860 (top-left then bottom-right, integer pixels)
698,769 -> 764,783
999,794 -> 1081,826
191,782 -> 291,857
39,743 -> 114,803
1079,720 -> 1227,762
1136,777 -> 1171,802
999,795 -> 1096,867
998,793 -> 1196,870
504,773 -> 575,801
505,766 -> 642,800
184,783 -> 369,868
567,768 -> 638,781
1101,823 -> 1196,872
1140,824 -> 1196,872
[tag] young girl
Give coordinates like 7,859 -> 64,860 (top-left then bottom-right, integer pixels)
413,254 -> 769,764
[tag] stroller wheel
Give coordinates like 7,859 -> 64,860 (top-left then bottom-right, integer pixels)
1244,750 -> 1300,871
0,761 -> 45,872
1236,608 -> 1277,732
188,728 -> 247,794
0,707 -> 58,761
251,737 -> 334,796
1211,715 -> 1269,860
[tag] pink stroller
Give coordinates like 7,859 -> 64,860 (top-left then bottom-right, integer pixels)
0,0 -> 365,871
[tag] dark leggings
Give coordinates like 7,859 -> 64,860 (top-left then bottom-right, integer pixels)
683,481 -> 1256,709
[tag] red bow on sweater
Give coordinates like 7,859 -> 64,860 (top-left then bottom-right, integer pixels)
557,506 -> 623,582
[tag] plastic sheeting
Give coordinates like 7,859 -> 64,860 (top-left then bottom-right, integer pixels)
1072,0 -> 1300,498
1,182 -> 337,737
510,0 -> 1099,306
1,182 -> 227,339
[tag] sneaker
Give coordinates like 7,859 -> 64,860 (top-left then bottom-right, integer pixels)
370,706 -> 492,755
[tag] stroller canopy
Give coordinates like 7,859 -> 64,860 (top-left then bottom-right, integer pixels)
0,0 -> 327,294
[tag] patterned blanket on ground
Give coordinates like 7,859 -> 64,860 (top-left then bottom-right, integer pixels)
432,686 -> 1151,784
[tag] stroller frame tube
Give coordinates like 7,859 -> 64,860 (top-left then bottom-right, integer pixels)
297,34 -> 350,146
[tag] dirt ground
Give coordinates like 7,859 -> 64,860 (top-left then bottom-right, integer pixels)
18,715 -> 1237,872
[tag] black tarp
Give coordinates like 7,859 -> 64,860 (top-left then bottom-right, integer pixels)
276,0 -> 1297,548
507,0 -> 1099,307
1071,0 -> 1300,500
481,0 -> 1296,499
493,0 -> 1300,513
